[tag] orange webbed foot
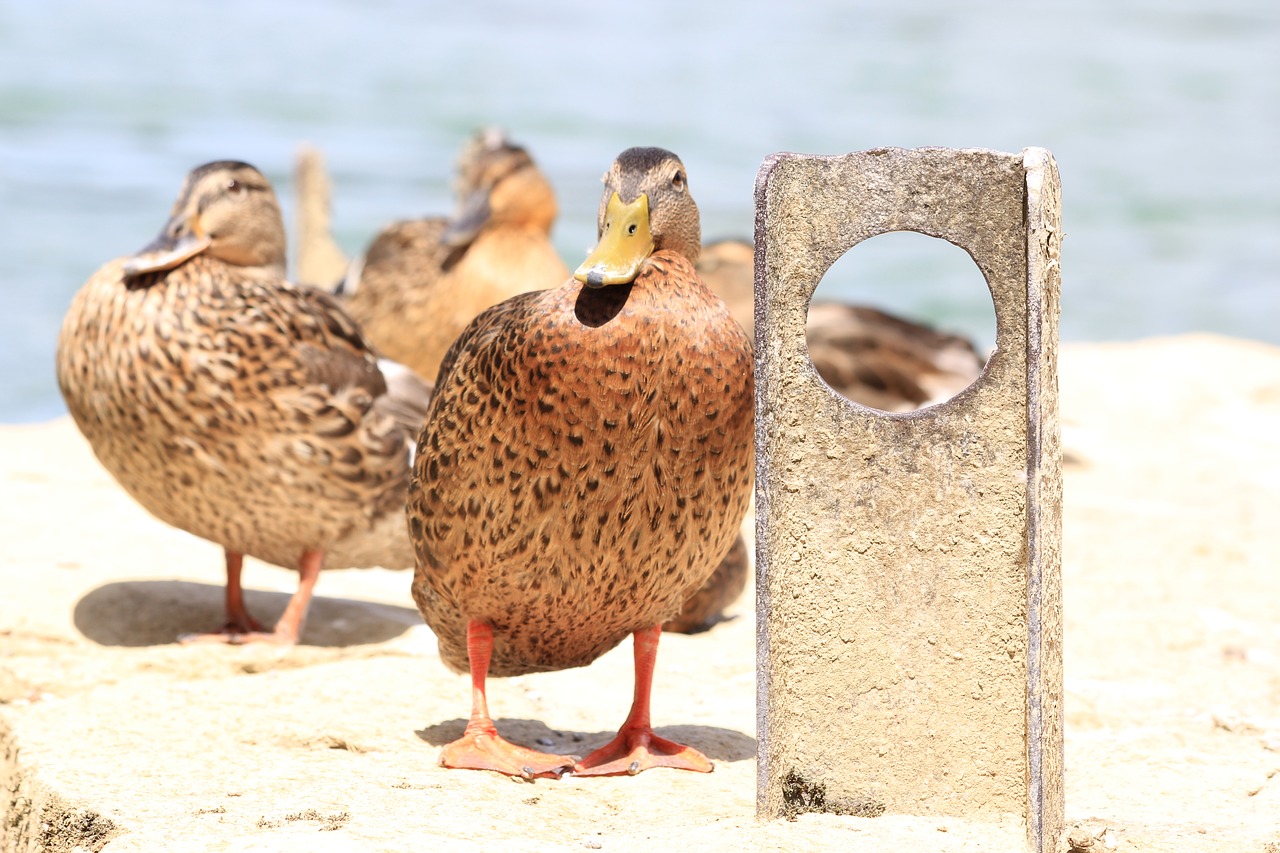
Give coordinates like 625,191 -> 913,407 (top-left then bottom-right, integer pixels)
440,723 -> 579,780
572,727 -> 714,777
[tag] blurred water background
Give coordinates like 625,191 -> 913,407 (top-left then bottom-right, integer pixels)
2,0 -> 1277,422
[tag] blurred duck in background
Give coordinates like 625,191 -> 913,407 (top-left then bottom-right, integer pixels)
697,237 -> 986,412
295,129 -> 568,383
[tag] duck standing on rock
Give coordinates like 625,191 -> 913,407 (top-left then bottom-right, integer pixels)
408,147 -> 754,778
56,161 -> 432,645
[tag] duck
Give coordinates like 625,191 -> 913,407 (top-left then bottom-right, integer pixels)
312,129 -> 569,384
697,237 -> 986,412
293,144 -> 350,289
56,160 -> 433,645
407,147 -> 754,778
662,533 -> 748,634
295,136 -> 750,633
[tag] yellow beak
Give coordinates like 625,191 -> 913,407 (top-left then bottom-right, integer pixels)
573,193 -> 654,288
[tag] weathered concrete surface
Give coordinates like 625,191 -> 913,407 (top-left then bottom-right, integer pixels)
754,148 -> 1063,851
5,335 -> 1280,851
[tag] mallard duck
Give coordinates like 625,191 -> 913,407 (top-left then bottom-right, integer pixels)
293,144 -> 350,288
408,147 -> 754,778
56,161 -> 432,645
694,237 -> 755,334
294,135 -> 748,634
697,237 -> 986,411
328,129 -> 569,383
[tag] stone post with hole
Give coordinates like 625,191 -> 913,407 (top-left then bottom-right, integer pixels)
753,147 -> 1063,852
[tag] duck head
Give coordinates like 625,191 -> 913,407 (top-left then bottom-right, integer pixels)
574,147 -> 700,289
123,161 -> 287,280
441,129 -> 558,249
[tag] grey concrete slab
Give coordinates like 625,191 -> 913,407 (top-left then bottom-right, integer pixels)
753,147 -> 1063,852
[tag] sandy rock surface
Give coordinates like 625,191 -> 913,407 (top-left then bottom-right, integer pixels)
2,335 -> 1279,852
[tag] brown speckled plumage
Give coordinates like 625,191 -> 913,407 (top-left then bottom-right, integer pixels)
56,161 -> 431,642
407,148 -> 752,777
339,130 -> 568,383
409,251 -> 752,674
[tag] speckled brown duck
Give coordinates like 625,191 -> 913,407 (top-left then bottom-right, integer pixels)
698,237 -> 986,411
56,161 -> 432,645
293,135 -> 748,634
334,129 -> 569,383
407,147 -> 754,778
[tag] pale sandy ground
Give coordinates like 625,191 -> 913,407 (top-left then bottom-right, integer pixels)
2,335 -> 1279,852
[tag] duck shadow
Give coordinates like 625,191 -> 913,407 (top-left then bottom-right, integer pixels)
73,580 -> 421,648
416,718 -> 757,764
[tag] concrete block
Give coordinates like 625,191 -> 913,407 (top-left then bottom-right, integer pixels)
753,147 -> 1063,852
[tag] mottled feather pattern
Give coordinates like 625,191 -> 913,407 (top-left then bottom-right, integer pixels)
408,250 -> 754,676
57,254 -> 419,571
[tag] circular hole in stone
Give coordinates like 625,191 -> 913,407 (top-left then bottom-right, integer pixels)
806,231 -> 996,413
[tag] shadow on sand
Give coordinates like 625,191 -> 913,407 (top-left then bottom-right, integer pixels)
416,717 -> 756,765
73,579 -> 421,648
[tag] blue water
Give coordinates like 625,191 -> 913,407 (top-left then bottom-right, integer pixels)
2,0 -> 1277,422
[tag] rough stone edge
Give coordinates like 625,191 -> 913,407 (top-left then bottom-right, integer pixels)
752,151 -> 788,819
1,713 -> 122,853
1022,146 -> 1065,853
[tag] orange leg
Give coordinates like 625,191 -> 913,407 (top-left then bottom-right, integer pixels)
267,548 -> 323,644
181,548 -> 322,646
574,624 -> 714,776
223,550 -> 265,633
438,620 -> 579,779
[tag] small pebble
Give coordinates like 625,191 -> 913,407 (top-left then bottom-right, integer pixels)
537,737 -> 555,747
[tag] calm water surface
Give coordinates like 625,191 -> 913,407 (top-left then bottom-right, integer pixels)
2,0 -> 1277,421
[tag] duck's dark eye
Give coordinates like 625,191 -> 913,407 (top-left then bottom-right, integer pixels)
627,224 -> 637,235
672,170 -> 686,191
226,179 -> 242,192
